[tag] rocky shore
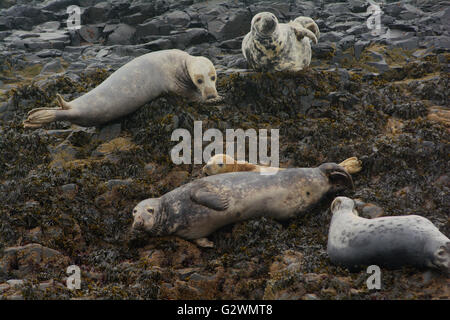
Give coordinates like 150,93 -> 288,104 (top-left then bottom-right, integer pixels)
0,0 -> 449,299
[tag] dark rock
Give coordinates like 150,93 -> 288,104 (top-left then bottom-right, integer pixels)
136,18 -> 172,38
165,10 -> 190,27
389,37 -> 419,50
423,36 -> 450,53
79,25 -> 101,43
367,59 -> 390,73
96,123 -> 122,142
338,35 -> 355,51
171,28 -> 211,49
107,24 -> 136,45
354,40 -> 370,60
348,0 -> 368,13
82,2 -> 112,24
203,8 -> 251,41
324,3 -> 349,15
104,179 -> 133,190
142,38 -> 173,51
43,0 -> 81,12
223,54 -> 246,68
346,24 -> 368,36
40,59 -> 64,74
219,38 -> 242,50
0,244 -> 69,278
36,49 -> 62,58
321,31 -> 345,43
121,12 -> 147,26
313,41 -> 336,59
34,21 -> 61,32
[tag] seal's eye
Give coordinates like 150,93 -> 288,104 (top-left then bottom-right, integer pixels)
197,79 -> 203,84
211,76 -> 215,81
147,208 -> 154,214
256,17 -> 261,22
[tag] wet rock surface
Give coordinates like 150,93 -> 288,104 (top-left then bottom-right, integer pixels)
0,0 -> 449,299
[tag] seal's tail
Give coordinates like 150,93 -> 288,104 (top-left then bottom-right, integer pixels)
23,94 -> 71,128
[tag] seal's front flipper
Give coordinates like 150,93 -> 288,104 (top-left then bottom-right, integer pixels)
293,16 -> 320,39
190,181 -> 230,211
293,26 -> 318,44
56,94 -> 71,110
194,237 -> 214,248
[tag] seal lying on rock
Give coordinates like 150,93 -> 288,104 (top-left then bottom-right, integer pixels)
202,154 -> 283,175
202,154 -> 362,176
242,12 -> 320,71
23,49 -> 218,128
327,197 -> 450,274
132,163 -> 353,247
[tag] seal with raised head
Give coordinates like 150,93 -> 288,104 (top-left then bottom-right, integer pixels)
23,49 -> 218,128
327,197 -> 450,274
132,163 -> 353,246
202,154 -> 362,176
242,12 -> 320,71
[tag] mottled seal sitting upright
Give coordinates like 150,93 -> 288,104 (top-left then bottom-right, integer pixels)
327,197 -> 450,274
132,163 -> 353,246
23,49 -> 218,128
242,12 -> 320,71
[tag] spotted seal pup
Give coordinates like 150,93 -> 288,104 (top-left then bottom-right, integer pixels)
23,49 -> 218,128
132,163 -> 353,247
242,12 -> 320,71
327,197 -> 450,274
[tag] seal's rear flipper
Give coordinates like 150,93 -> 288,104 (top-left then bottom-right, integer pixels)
23,94 -> 72,128
23,108 -> 60,128
190,181 -> 230,211
194,238 -> 214,248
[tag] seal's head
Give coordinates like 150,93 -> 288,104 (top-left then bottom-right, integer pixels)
202,154 -> 258,175
187,56 -> 218,101
251,12 -> 279,37
331,196 -> 357,215
428,243 -> 450,274
203,154 -> 237,175
319,163 -> 354,192
132,198 -> 161,234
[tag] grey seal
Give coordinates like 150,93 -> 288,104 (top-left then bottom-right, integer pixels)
23,49 -> 218,128
327,197 -> 450,274
242,12 -> 320,71
132,163 -> 353,246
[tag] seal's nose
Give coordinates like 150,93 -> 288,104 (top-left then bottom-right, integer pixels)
132,214 -> 143,230
204,87 -> 218,100
262,18 -> 276,32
